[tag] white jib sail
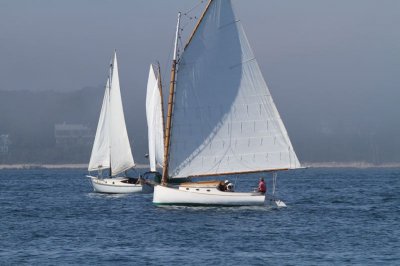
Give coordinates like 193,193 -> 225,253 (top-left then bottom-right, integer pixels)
109,52 -> 135,176
88,78 -> 111,172
168,0 -> 301,178
146,65 -> 165,172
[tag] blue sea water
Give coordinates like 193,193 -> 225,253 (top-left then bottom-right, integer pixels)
0,168 -> 399,265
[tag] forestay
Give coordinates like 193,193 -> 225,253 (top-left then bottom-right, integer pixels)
146,65 -> 165,172
168,0 -> 300,178
88,52 -> 135,176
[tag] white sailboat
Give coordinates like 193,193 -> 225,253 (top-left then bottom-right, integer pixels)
145,64 -> 165,174
153,0 -> 301,206
87,51 -> 152,194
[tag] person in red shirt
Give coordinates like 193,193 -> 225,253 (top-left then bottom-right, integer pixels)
258,178 -> 266,194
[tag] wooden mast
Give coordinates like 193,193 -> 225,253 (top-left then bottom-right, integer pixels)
161,1 -> 215,183
162,12 -> 181,184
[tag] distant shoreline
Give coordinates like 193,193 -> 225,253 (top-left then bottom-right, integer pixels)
0,162 -> 399,170
0,164 -> 150,170
303,162 -> 400,168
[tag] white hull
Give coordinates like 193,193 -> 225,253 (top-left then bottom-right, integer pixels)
88,176 -> 153,194
153,185 -> 265,206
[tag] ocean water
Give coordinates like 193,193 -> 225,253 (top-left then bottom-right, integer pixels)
0,168 -> 399,265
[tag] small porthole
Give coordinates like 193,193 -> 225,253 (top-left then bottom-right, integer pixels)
196,189 -> 200,191
113,182 -> 115,184
186,188 -> 189,190
207,189 -> 210,192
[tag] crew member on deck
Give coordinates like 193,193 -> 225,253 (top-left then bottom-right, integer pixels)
258,178 -> 266,194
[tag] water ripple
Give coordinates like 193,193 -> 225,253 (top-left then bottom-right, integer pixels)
0,168 -> 399,265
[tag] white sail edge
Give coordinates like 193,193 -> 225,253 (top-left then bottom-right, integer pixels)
88,76 -> 111,172
146,64 -> 165,172
146,64 -> 158,172
109,52 -> 135,176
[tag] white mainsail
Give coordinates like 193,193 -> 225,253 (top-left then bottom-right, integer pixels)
146,64 -> 164,172
167,0 -> 300,178
88,52 -> 135,176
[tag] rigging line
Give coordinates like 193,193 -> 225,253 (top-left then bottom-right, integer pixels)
162,31 -> 176,91
272,171 -> 277,196
233,175 -> 238,190
179,0 -> 202,35
180,19 -> 197,35
183,0 -> 205,17
180,21 -> 190,31
178,32 -> 184,58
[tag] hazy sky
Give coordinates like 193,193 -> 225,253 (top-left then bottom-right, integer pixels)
0,0 -> 399,163
1,0 -> 398,91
